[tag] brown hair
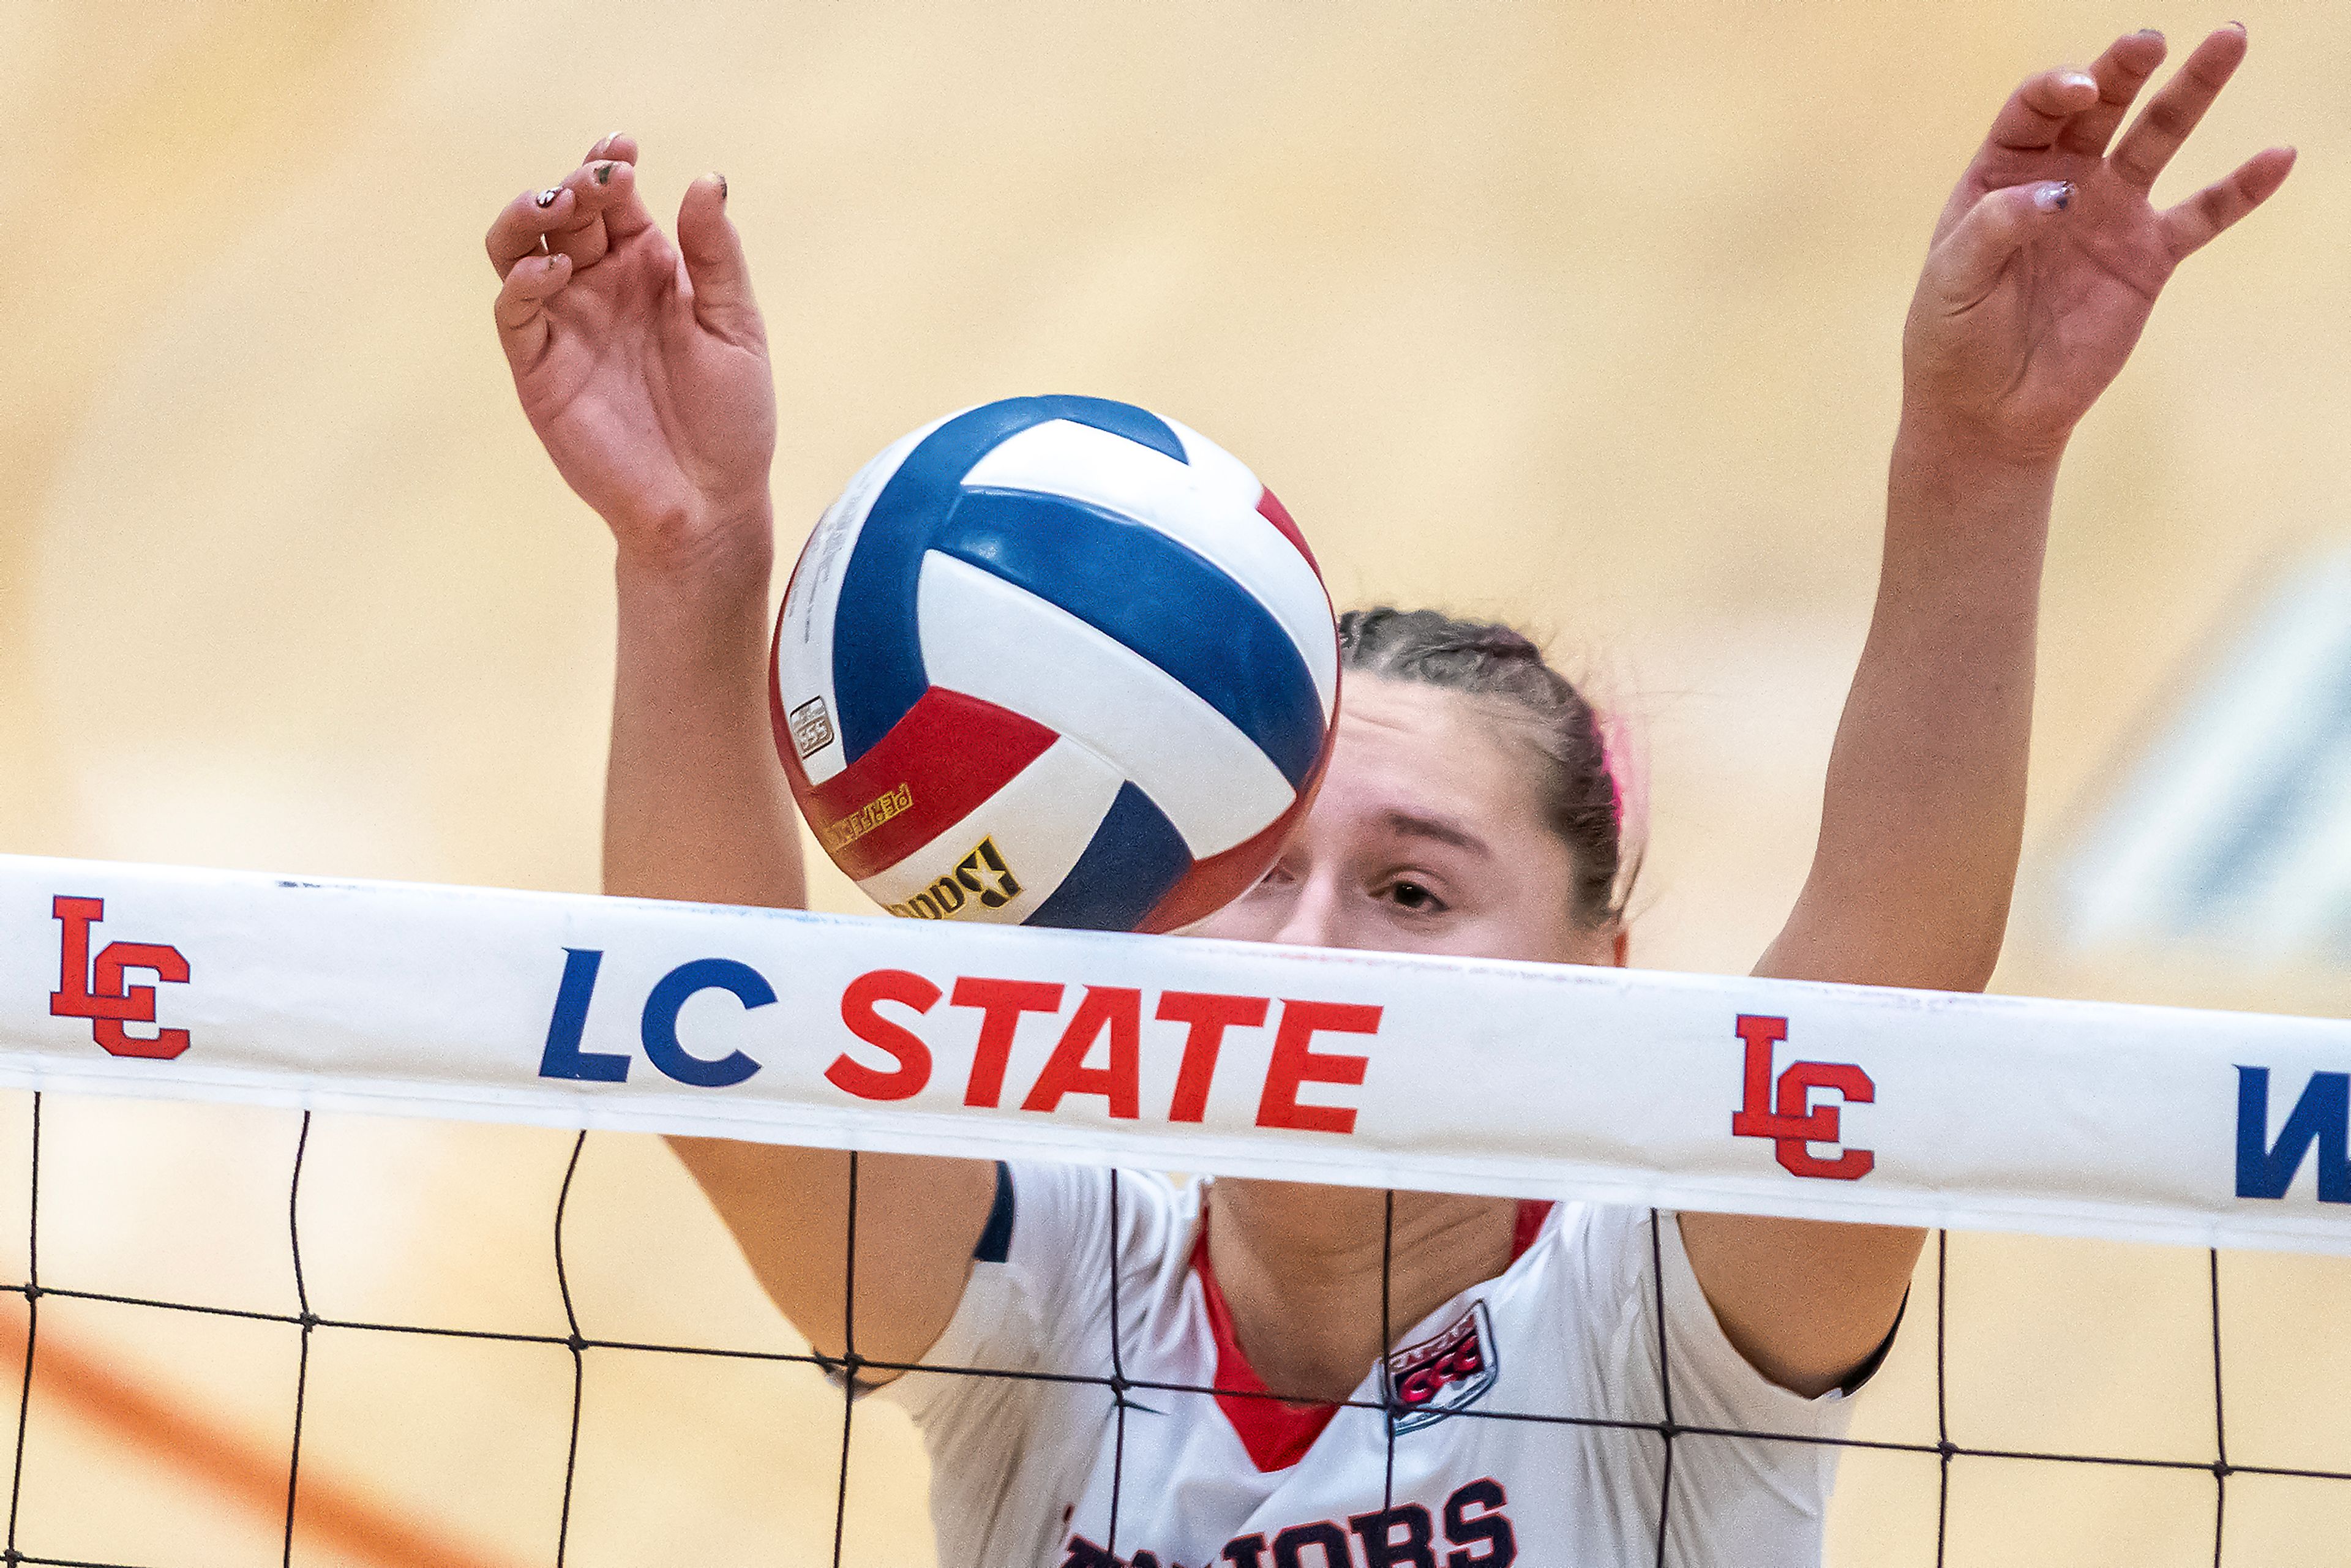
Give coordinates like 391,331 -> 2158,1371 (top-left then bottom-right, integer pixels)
1337,607 -> 1640,930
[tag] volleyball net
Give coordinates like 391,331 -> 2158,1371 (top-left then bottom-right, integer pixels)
2,852 -> 2349,1565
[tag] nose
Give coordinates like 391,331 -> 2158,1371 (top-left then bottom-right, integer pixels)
1270,876 -> 1350,951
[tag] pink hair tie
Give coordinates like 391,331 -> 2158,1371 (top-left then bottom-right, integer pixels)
1595,707 -> 1650,895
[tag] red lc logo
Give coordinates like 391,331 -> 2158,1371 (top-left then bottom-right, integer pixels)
50,896 -> 192,1060
1730,1014 -> 1873,1180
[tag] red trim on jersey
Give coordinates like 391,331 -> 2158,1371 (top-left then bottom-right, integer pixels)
1255,487 -> 1319,573
798,688 -> 1059,882
1191,1225 -> 1342,1472
1510,1200 -> 1554,1263
1189,1198 -> 1553,1473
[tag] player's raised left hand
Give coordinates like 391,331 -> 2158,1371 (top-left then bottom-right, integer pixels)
1903,24 -> 2293,465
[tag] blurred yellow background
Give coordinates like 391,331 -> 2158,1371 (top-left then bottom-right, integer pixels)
5,0 -> 2350,1563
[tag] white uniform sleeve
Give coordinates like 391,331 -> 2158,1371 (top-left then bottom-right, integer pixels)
874,1163 -> 1185,1566
875,1161 -> 1180,1427
1556,1204 -> 1863,1556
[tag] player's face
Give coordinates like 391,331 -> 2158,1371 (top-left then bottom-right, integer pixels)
1195,677 -> 1621,966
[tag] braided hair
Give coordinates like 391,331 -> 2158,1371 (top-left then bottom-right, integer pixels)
1337,607 -> 1641,931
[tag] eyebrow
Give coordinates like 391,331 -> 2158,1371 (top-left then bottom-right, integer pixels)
1378,809 -> 1492,859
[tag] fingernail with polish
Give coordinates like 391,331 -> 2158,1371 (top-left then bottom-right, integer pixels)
714,173 -> 728,201
2034,180 -> 2074,213
535,187 -> 561,209
594,162 -> 613,186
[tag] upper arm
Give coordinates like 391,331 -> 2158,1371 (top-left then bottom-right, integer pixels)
1674,929 -> 1933,1395
1674,1210 -> 1922,1398
1674,886 -> 1948,1394
1677,863 -> 1963,1394
666,1137 -> 997,1376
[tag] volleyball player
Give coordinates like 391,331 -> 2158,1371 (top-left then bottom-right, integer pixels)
487,26 -> 2290,1564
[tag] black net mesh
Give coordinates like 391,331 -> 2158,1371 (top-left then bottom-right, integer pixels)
3,1099 -> 2349,1567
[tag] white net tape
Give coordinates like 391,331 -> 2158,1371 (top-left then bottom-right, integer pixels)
4,854 -> 2347,1255
3,852 -> 2350,1568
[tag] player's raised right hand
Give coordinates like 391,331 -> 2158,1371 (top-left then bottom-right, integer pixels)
488,135 -> 778,569
1899,26 -> 2293,468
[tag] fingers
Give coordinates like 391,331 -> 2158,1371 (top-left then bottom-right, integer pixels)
2053,29 -> 2169,158
590,130 -> 637,167
1980,65 -> 2102,154
493,252 -> 574,370
2111,24 -> 2249,192
675,173 -> 762,344
1926,181 -> 2076,307
2162,144 -> 2296,260
590,132 -> 659,242
486,183 -> 579,280
544,151 -> 642,270
484,133 -> 654,282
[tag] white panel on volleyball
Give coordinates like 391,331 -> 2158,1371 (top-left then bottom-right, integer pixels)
852,736 -> 1125,923
917,552 -> 1296,857
772,410 -> 962,785
958,418 -> 1338,718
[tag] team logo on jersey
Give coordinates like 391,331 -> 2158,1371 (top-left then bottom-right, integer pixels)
1382,1299 -> 1498,1433
788,696 -> 836,759
888,836 -> 1023,920
48,895 -> 192,1060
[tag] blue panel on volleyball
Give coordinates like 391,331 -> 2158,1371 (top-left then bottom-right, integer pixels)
1029,783 -> 1197,931
924,490 -> 1324,786
831,396 -> 1192,763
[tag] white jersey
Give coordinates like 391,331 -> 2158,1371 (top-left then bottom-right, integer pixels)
880,1164 -> 1865,1567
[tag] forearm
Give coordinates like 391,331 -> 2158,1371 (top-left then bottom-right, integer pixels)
668,1136 -> 993,1367
612,526 -> 1000,1365
1758,418 -> 2058,991
604,516 -> 806,909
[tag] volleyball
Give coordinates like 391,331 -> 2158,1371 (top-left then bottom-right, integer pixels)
770,395 -> 1340,933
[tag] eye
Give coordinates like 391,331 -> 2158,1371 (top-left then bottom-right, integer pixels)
1387,879 -> 1447,915
1250,860 -> 1297,891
